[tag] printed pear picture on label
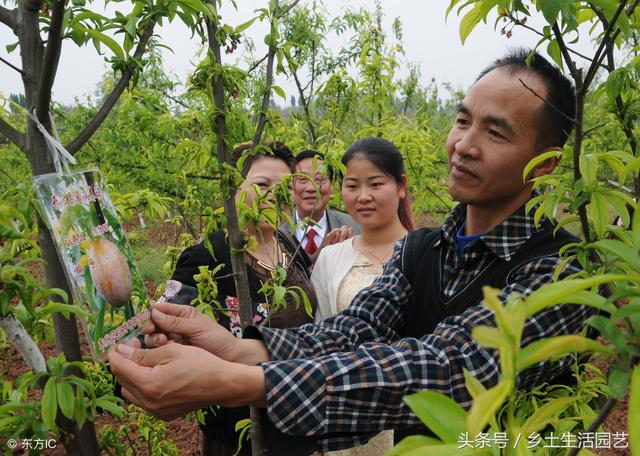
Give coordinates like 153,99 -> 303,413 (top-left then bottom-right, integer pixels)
88,237 -> 133,308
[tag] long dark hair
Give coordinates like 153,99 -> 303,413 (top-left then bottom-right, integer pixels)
342,137 -> 416,232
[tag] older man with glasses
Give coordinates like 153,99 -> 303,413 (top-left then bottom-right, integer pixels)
283,149 -> 361,257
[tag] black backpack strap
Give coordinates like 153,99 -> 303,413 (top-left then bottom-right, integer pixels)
400,227 -> 438,285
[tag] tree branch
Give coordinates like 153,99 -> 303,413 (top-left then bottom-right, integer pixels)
291,67 -> 316,143
205,3 -> 266,453
0,55 -> 24,75
0,314 -> 46,373
551,23 -> 581,81
66,20 -> 157,155
0,5 -> 17,31
518,78 -> 577,124
280,0 -> 300,16
511,16 -> 608,71
252,0 -> 279,146
36,0 -> 67,122
583,0 -> 629,90
247,52 -> 268,73
0,115 -> 26,151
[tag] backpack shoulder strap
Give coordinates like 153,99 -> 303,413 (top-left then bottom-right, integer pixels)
401,227 -> 440,284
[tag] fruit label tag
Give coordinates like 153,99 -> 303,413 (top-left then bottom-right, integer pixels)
33,168 -> 150,358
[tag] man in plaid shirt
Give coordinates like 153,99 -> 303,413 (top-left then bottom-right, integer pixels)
109,49 -> 591,452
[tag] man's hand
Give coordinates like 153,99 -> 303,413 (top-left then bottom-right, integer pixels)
107,343 -> 267,421
322,225 -> 355,248
143,301 -> 270,365
142,301 -> 234,353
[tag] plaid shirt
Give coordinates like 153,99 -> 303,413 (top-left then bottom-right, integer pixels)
246,202 -> 592,452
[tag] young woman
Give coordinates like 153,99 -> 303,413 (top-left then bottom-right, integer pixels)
311,137 -> 415,456
161,142 -> 317,456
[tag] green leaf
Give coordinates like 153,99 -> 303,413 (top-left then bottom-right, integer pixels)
472,326 -> 511,349
56,381 -> 75,419
586,315 -> 636,356
459,2 -> 484,44
41,377 -> 58,431
386,435 -> 477,456
591,239 -> 640,273
94,397 -> 125,418
521,397 -> 575,434
272,85 -> 286,100
608,368 -> 630,399
74,393 -> 87,428
481,287 -> 510,333
463,368 -> 486,399
38,302 -> 91,319
590,192 -> 609,239
515,335 -> 613,371
633,206 -> 640,248
234,17 -> 257,34
629,364 -> 640,455
537,0 -> 571,24
235,418 -> 251,432
580,154 -> 599,189
81,28 -> 125,60
546,39 -> 563,68
524,275 -> 628,317
523,150 -> 562,182
403,391 -> 466,444
466,380 -> 512,436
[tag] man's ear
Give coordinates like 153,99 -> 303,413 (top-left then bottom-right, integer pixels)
530,147 -> 562,179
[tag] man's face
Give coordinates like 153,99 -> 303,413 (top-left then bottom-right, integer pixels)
293,157 -> 332,221
446,68 -> 549,213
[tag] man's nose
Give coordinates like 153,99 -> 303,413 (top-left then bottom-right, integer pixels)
453,128 -> 480,158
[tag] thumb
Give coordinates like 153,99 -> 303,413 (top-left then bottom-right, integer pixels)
151,308 -> 200,336
116,343 -> 178,367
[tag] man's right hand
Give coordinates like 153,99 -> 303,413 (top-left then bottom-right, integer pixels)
143,301 -> 270,365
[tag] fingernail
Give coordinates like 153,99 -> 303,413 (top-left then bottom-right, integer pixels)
152,309 -> 165,322
117,344 -> 134,358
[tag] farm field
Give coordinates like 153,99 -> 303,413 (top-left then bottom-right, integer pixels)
1,0 -> 639,455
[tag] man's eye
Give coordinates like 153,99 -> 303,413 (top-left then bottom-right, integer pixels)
455,118 -> 469,126
488,129 -> 505,139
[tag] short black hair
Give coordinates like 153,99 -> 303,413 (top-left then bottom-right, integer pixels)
295,149 -> 334,181
476,48 -> 576,149
231,141 -> 295,178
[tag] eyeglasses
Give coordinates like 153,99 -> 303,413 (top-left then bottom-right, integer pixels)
293,175 -> 329,187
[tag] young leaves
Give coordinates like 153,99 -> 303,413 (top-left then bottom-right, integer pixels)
403,391 -> 466,444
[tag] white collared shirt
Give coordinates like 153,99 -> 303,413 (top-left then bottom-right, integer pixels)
294,209 -> 328,250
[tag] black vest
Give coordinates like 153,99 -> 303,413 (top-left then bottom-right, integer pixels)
401,219 -> 579,338
395,219 -> 580,442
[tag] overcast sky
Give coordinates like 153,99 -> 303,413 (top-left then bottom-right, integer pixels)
1,0 -> 600,105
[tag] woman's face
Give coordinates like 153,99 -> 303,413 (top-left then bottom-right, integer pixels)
341,157 -> 406,231
236,156 -> 291,217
